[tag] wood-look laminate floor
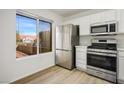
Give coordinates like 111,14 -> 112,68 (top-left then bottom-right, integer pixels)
13,66 -> 112,84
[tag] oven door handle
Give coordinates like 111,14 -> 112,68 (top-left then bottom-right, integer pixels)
87,51 -> 117,57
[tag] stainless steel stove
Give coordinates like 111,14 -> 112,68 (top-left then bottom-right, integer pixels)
87,38 -> 117,83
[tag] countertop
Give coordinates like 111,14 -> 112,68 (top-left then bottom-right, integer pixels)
75,45 -> 88,48
117,48 -> 124,51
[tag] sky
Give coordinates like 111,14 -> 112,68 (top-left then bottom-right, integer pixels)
16,15 -> 50,36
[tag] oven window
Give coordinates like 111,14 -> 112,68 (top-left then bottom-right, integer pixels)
87,54 -> 116,72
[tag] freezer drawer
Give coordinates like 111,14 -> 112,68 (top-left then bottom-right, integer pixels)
56,50 -> 73,69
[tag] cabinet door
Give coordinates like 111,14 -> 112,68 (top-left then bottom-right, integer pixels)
76,47 -> 87,70
90,13 -> 101,24
118,10 -> 124,33
118,57 -> 124,81
90,10 -> 116,24
76,61 -> 87,70
79,16 -> 90,35
101,10 -> 116,22
76,52 -> 86,61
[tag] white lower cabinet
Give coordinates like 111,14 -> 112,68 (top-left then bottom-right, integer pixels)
118,49 -> 124,83
75,46 -> 87,71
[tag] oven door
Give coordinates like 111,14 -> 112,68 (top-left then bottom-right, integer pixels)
87,51 -> 117,72
91,24 -> 108,33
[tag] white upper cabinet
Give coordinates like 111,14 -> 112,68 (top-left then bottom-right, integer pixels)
90,13 -> 101,24
117,10 -> 124,33
101,10 -> 117,22
63,10 -> 122,36
90,10 -> 117,24
79,10 -> 117,35
79,16 -> 90,35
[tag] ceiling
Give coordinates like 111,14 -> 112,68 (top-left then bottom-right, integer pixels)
51,9 -> 90,17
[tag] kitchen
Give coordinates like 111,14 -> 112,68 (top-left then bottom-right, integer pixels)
55,9 -> 124,84
1,9 -> 124,84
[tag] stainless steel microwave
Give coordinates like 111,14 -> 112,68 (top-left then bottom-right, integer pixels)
91,22 -> 117,34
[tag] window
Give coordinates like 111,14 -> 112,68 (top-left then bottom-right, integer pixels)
39,20 -> 52,53
16,14 -> 52,58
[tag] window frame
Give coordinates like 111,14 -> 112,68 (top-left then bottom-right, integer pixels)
16,11 -> 52,59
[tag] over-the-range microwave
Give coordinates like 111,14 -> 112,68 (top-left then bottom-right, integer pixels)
90,22 -> 117,34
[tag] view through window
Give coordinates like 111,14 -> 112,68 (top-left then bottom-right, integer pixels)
39,21 -> 52,53
16,14 -> 52,58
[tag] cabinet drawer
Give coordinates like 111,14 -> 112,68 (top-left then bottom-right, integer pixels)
76,47 -> 87,52
76,51 -> 86,54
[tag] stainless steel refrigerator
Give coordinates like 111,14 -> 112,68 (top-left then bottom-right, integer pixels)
56,24 -> 79,70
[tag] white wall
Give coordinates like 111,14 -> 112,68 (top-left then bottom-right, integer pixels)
79,35 -> 124,49
0,9 -> 63,83
63,9 -> 106,21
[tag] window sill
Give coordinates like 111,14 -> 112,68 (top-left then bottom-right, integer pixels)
16,51 -> 53,61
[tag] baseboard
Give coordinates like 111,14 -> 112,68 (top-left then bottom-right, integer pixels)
118,79 -> 124,84
10,65 -> 55,84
